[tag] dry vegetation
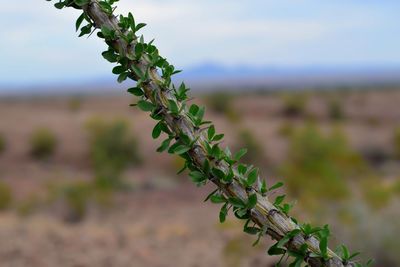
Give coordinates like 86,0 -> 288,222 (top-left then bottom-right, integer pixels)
0,88 -> 400,266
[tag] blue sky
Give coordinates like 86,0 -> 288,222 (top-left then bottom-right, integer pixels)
1,0 -> 399,87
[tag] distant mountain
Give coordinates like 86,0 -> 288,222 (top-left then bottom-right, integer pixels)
1,63 -> 400,96
175,63 -> 400,90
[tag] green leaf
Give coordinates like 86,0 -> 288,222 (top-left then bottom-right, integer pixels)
98,1 -> 112,14
280,203 -> 293,215
210,194 -> 226,204
301,223 -> 321,236
189,171 -> 206,185
235,208 -> 248,218
78,24 -> 92,37
135,23 -> 147,32
275,229 -> 301,251
117,72 -> 129,83
339,245 -> 350,259
228,197 -> 246,208
211,144 -> 222,159
189,104 -> 199,117
223,168 -> 234,184
288,257 -> 303,267
135,43 -> 144,58
211,168 -> 225,181
102,50 -> 118,63
234,148 -> 247,161
112,65 -> 125,74
167,99 -> 179,115
173,145 -> 190,155
269,182 -> 284,191
54,2 -> 66,9
252,227 -> 266,247
179,133 -> 191,146
243,226 -> 260,235
196,106 -> 205,121
152,122 -> 163,139
127,87 -> 144,96
75,13 -> 85,31
349,252 -> 361,260
131,65 -> 145,79
274,195 -> 286,206
219,203 -> 228,223
319,236 -> 328,259
247,193 -> 257,209
157,138 -> 172,152
212,134 -> 224,142
267,243 -> 286,256
74,0 -> 90,7
238,164 -> 247,175
252,235 -> 262,246
127,12 -> 136,30
247,168 -> 258,186
137,100 -> 155,112
101,25 -> 115,39
203,188 -> 218,202
260,179 -> 267,195
208,125 -> 215,140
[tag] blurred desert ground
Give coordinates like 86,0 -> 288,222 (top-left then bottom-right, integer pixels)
0,87 -> 400,266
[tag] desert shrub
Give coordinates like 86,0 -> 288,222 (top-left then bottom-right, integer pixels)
394,127 -> 400,159
0,181 -> 12,210
361,178 -> 393,209
62,181 -> 92,223
394,180 -> 400,194
30,128 -> 57,160
206,92 -> 232,114
86,118 -> 141,190
68,96 -> 83,112
328,98 -> 345,121
0,133 -> 5,155
277,122 -> 295,138
205,92 -> 240,122
280,125 -> 365,207
223,235 -> 258,267
237,129 -> 265,165
332,200 -> 400,266
17,194 -> 41,217
281,93 -> 307,118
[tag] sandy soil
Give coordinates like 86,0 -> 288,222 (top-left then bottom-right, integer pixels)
0,89 -> 400,266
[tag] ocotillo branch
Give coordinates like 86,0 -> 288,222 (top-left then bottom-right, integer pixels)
47,1 -> 373,266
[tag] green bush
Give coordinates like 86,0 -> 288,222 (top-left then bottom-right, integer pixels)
277,122 -> 295,138
0,133 -> 5,155
237,129 -> 265,165
0,181 -> 12,210
280,125 -> 365,207
328,98 -> 345,121
361,178 -> 393,210
30,128 -> 57,160
17,194 -> 41,217
281,93 -> 307,118
62,181 -> 92,223
86,118 -> 141,190
68,96 -> 83,112
205,92 -> 240,122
